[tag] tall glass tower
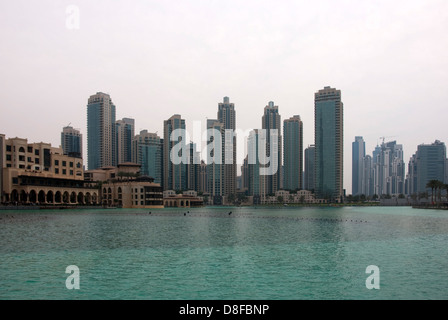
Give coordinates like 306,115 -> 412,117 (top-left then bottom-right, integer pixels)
283,115 -> 303,191
133,130 -> 162,184
116,118 -> 135,164
314,87 -> 343,202
87,92 -> 116,170
262,101 -> 282,195
163,114 -> 187,191
61,126 -> 82,159
352,136 -> 365,196
217,97 -> 236,198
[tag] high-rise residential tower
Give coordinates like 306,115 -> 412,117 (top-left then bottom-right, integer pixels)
207,119 -> 224,203
116,118 -> 135,164
262,101 -> 282,195
133,130 -> 163,185
372,140 -> 405,196
411,140 -> 446,194
163,114 -> 187,191
217,96 -> 236,198
304,145 -> 315,192
352,136 -> 365,196
61,126 -> 82,159
87,92 -> 116,170
314,87 -> 343,201
283,115 -> 303,191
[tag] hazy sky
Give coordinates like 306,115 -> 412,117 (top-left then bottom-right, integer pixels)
1,0 -> 447,192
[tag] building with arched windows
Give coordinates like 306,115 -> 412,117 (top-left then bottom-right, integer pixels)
1,136 -> 99,206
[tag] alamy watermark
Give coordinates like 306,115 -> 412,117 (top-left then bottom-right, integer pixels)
66,265 -> 80,290
169,122 -> 279,176
365,265 -> 380,290
66,5 -> 80,30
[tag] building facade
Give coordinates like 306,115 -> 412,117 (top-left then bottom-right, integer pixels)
352,136 -> 365,196
116,118 -> 135,164
217,96 -> 237,197
61,126 -> 82,159
304,145 -> 315,192
262,101 -> 282,195
133,130 -> 163,185
207,119 -> 224,204
314,87 -> 344,201
163,115 -> 187,191
2,137 -> 98,205
283,115 -> 303,191
87,92 -> 117,170
373,141 -> 405,196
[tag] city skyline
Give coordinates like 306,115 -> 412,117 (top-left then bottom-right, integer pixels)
1,1 -> 448,193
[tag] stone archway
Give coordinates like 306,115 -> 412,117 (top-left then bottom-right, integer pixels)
47,191 -> 54,204
38,190 -> 46,204
55,191 -> 62,203
11,189 -> 19,203
29,190 -> 37,203
20,190 -> 28,203
77,192 -> 84,205
85,193 -> 91,205
63,191 -> 70,204
70,192 -> 77,204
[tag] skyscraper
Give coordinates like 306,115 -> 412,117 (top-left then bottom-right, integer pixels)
87,92 -> 116,170
262,101 -> 282,195
304,145 -> 315,192
361,155 -> 374,197
352,136 -> 365,196
314,87 -> 343,201
116,118 -> 135,164
372,140 -> 405,196
207,119 -> 224,203
416,140 -> 446,193
133,130 -> 163,184
247,129 -> 266,201
187,142 -> 200,192
283,115 -> 303,191
217,97 -> 236,197
163,114 -> 187,191
61,126 -> 82,159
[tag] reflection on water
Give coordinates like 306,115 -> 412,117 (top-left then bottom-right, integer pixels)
1,206 -> 447,299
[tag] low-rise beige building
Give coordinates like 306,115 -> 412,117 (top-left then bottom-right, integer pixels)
163,190 -> 204,208
1,136 -> 99,205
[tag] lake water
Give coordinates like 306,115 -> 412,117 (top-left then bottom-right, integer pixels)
1,206 -> 447,300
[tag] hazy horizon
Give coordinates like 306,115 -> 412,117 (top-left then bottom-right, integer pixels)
1,0 -> 447,193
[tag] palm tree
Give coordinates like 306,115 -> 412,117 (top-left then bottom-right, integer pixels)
426,180 -> 439,205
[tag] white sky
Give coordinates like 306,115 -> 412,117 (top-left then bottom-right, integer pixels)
1,0 -> 447,193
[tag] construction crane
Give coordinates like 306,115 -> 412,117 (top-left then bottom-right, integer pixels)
379,136 -> 397,145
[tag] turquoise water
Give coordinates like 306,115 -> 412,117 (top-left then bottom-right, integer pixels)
1,206 -> 447,300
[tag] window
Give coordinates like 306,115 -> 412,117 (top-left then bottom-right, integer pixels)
62,161 -> 66,167
70,162 -> 74,168
35,158 -> 40,164
6,155 -> 11,161
63,169 -> 67,175
70,170 -> 74,175
6,145 -> 11,152
76,162 -> 81,168
55,168 -> 59,174
19,155 -> 25,161
12,178 -> 18,184
19,147 -> 25,153
55,160 -> 59,166
7,164 -> 11,168
27,157 -> 32,162
141,201 -> 144,205
35,149 -> 39,156
27,146 -> 33,153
